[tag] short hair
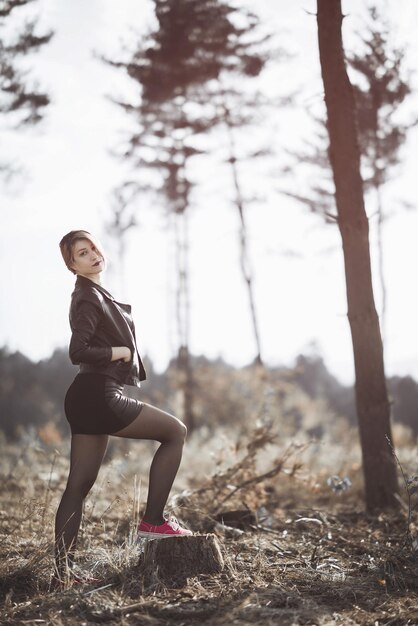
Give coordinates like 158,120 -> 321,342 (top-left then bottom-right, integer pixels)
59,230 -> 106,275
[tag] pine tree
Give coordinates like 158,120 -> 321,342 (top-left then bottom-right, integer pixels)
317,0 -> 399,511
104,0 -> 272,428
283,6 -> 413,340
349,6 -> 412,337
0,0 -> 52,180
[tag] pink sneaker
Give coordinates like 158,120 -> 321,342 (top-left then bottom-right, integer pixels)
137,516 -> 193,538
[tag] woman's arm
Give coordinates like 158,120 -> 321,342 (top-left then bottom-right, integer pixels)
69,299 -> 131,365
111,346 -> 132,362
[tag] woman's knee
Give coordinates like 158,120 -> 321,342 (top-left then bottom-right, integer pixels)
165,418 -> 187,444
175,420 -> 187,442
145,403 -> 187,441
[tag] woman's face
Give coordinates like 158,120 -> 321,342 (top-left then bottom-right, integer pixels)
70,238 -> 105,278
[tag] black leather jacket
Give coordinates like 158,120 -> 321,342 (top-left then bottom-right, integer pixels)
68,274 -> 146,387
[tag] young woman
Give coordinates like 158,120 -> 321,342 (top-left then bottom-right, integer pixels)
54,229 -> 192,588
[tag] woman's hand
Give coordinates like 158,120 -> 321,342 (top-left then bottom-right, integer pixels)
111,346 -> 132,362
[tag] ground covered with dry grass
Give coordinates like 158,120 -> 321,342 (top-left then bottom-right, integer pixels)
0,423 -> 417,626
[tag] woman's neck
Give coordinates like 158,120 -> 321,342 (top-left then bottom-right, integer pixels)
77,273 -> 102,286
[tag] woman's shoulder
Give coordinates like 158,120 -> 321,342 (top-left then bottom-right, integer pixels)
71,282 -> 105,309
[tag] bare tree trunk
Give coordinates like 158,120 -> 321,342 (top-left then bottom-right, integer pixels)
174,208 -> 195,432
370,99 -> 387,344
117,234 -> 127,300
223,105 -> 263,366
375,183 -> 387,343
105,188 -> 136,299
317,0 -> 398,510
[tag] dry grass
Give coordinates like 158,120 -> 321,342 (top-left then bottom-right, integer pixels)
0,422 -> 417,626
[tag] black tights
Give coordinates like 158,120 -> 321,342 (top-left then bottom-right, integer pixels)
54,402 -> 187,580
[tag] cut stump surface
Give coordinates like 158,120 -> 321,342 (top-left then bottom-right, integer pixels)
140,533 -> 224,586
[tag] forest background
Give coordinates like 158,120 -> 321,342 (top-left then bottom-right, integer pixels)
1,0 -> 418,443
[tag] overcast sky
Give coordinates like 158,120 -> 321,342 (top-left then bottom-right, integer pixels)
1,0 -> 418,385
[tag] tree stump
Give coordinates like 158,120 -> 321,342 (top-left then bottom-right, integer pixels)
139,534 -> 224,588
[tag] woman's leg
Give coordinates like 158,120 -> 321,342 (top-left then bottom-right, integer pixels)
112,403 -> 187,525
54,434 -> 108,580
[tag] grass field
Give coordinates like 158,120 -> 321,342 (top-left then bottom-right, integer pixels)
0,421 -> 417,626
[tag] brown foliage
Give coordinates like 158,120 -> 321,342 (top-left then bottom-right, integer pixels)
0,417 -> 417,625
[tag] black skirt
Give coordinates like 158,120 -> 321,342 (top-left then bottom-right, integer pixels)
64,373 -> 144,435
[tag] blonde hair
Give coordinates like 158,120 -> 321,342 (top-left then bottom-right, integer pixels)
59,230 -> 106,275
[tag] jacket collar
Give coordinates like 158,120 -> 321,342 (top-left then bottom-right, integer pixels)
75,274 -> 116,302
